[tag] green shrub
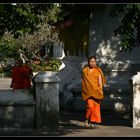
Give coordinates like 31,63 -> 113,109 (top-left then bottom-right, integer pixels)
31,58 -> 62,72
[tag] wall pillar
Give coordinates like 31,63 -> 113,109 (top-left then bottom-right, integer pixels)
34,71 -> 60,129
130,72 -> 140,128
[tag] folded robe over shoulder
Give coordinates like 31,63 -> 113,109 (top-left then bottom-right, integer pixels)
82,66 -> 106,101
21,64 -> 32,89
11,66 -> 24,89
11,64 -> 32,89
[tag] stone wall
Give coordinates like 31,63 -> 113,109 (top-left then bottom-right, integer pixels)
56,56 -> 84,110
0,89 -> 35,130
57,56 -> 140,113
0,72 -> 60,130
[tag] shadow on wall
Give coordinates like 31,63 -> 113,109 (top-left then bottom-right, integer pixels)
88,4 -> 140,112
89,4 -> 140,69
56,5 -> 140,113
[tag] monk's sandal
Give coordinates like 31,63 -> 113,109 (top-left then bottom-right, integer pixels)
90,123 -> 97,128
84,120 -> 89,128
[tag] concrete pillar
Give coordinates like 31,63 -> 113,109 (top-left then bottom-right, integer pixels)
34,71 -> 60,129
53,42 -> 63,59
130,72 -> 140,128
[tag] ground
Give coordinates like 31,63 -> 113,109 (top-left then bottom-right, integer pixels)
0,109 -> 137,137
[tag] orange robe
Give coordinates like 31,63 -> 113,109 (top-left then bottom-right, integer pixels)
82,66 -> 106,101
11,66 -> 24,89
11,64 -> 32,89
21,64 -> 32,89
82,66 -> 106,123
85,98 -> 101,123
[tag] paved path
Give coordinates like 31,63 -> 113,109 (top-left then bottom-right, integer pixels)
0,78 -> 12,90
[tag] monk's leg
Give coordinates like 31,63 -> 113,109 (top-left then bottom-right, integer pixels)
84,99 -> 94,127
90,100 -> 101,126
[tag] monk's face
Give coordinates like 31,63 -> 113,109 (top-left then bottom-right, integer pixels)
89,58 -> 96,68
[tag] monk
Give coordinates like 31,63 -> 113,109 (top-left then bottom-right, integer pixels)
11,59 -> 33,89
82,55 -> 106,128
11,59 -> 25,89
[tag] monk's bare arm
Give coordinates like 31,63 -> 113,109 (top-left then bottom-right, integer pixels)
98,74 -> 102,88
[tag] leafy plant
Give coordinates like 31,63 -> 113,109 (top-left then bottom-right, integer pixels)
0,4 -> 62,38
110,4 -> 140,52
31,58 -> 62,72
46,58 -> 62,71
